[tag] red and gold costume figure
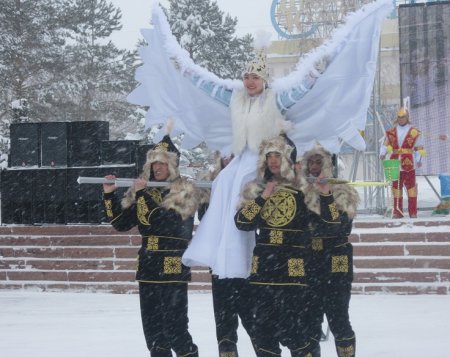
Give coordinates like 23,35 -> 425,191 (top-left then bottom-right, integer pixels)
380,107 -> 426,218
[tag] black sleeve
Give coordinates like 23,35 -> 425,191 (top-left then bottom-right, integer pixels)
197,203 -> 209,221
103,191 -> 137,232
234,196 -> 266,231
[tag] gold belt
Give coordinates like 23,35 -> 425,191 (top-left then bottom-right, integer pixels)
393,148 -> 413,154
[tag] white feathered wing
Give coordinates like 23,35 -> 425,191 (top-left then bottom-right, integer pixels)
128,0 -> 393,154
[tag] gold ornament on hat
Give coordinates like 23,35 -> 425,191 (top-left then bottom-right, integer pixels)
243,30 -> 272,82
397,106 -> 409,117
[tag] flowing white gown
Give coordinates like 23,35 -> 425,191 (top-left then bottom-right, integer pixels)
127,0 -> 394,278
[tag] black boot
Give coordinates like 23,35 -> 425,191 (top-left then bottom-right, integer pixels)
176,345 -> 199,357
335,336 -> 356,357
150,346 -> 172,357
218,338 -> 239,357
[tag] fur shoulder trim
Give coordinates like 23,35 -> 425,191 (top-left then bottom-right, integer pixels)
237,180 -> 264,209
162,177 -> 200,220
332,184 -> 360,219
300,181 -> 360,218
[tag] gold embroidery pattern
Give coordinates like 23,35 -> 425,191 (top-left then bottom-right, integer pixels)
163,257 -> 182,274
407,186 -> 417,197
328,202 -> 339,220
147,188 -> 162,204
403,157 -> 413,168
104,200 -> 113,218
154,142 -> 169,151
269,230 -> 283,244
312,238 -> 323,251
392,188 -> 402,198
242,200 -> 261,221
410,128 -> 418,138
332,255 -> 349,273
137,196 -> 150,225
251,256 -> 259,274
261,191 -> 296,227
288,258 -> 305,277
337,345 -> 354,357
220,353 -> 236,357
146,236 -> 159,250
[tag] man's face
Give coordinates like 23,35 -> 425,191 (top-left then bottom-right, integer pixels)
397,114 -> 409,126
243,73 -> 265,96
151,161 -> 170,181
307,154 -> 323,177
266,152 -> 282,176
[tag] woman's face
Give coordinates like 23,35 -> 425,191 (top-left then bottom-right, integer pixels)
243,73 -> 265,96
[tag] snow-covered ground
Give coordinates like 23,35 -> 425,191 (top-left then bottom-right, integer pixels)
1,291 -> 449,356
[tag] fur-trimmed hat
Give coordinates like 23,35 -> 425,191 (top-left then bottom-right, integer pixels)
257,134 -> 297,182
244,49 -> 269,82
143,134 -> 180,182
301,144 -> 334,179
299,144 -> 359,218
121,134 -> 181,209
243,31 -> 271,82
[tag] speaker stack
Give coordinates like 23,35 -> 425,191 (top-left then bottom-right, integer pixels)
1,121 -> 143,225
9,123 -> 40,167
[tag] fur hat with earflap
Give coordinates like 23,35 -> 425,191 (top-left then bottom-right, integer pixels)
257,133 -> 297,182
142,119 -> 180,183
121,119 -> 181,209
299,144 -> 359,219
238,134 -> 297,208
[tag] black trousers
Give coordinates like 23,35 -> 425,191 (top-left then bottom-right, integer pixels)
211,276 -> 257,355
250,284 -> 317,357
139,282 -> 198,357
309,243 -> 356,356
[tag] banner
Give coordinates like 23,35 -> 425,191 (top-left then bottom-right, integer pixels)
399,2 -> 450,175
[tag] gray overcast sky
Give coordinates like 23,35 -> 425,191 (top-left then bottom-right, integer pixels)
109,0 -> 276,50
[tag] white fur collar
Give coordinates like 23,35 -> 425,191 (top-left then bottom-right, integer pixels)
230,88 -> 286,154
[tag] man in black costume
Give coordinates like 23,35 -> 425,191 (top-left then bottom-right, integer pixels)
299,145 -> 359,357
103,134 -> 199,357
234,134 -> 342,357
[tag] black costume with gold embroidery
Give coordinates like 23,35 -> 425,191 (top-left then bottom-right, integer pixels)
103,133 -> 198,357
103,185 -> 198,357
104,186 -> 192,283
234,135 -> 344,357
235,188 -> 340,286
235,183 -> 341,357
300,145 -> 359,357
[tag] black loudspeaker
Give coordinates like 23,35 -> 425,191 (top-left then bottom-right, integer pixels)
136,144 -> 154,173
9,123 -> 40,167
1,169 -> 34,224
68,121 -> 109,167
66,166 -> 137,224
101,140 -> 139,166
66,167 -> 103,224
40,122 -> 68,167
33,169 -> 67,224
